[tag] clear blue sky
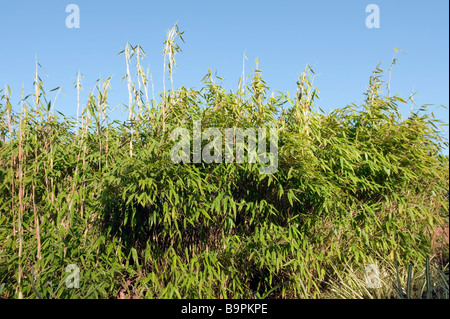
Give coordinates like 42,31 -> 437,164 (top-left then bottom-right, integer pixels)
0,0 -> 448,153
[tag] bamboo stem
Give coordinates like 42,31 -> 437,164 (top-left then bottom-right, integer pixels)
33,121 -> 41,260
125,43 -> 134,157
76,71 -> 81,133
17,92 -> 25,299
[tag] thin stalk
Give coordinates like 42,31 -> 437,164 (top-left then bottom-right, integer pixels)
162,24 -> 184,133
34,55 -> 39,108
5,87 -> 16,236
162,51 -> 166,133
240,50 -> 247,96
125,43 -> 134,157
426,257 -> 431,299
406,263 -> 412,299
144,66 -> 151,113
135,46 -> 143,123
150,73 -> 156,112
49,127 -> 54,204
32,69 -> 42,262
17,87 -> 25,299
76,71 -> 82,133
80,103 -> 90,221
32,126 -> 41,261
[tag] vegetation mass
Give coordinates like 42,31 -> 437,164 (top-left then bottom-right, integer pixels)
0,26 -> 448,299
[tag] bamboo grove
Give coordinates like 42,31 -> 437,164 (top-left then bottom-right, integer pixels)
0,26 -> 448,299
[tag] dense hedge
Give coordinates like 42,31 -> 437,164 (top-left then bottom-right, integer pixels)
0,47 -> 448,298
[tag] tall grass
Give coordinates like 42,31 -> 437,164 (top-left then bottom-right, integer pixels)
0,27 -> 448,299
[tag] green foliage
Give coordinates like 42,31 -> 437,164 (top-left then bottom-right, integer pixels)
0,37 -> 448,299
